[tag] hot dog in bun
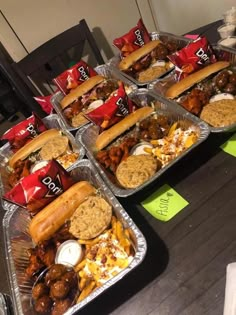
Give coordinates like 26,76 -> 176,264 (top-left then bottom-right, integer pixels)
9,129 -> 62,168
118,39 -> 178,81
29,181 -> 96,244
165,61 -> 230,99
8,129 -> 78,187
95,106 -> 154,150
60,75 -> 105,109
119,40 -> 161,72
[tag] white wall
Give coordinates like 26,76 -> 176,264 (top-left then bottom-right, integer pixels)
0,0 -> 156,62
1,0 -> 234,63
0,12 -> 27,61
150,0 -> 236,35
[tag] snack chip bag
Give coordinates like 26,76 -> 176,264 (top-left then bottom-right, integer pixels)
3,160 -> 75,215
53,60 -> 98,95
168,36 -> 217,80
34,95 -> 54,115
113,19 -> 151,57
86,82 -> 136,130
1,113 -> 47,152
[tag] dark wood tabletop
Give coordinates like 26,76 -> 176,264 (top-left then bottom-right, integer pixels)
1,19 -> 235,315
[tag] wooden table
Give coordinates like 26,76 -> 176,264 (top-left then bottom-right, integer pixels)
1,20 -> 235,315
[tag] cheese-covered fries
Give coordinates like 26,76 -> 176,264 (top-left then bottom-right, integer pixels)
75,216 -> 134,302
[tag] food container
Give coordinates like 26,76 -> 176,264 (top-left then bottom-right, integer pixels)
76,89 -> 210,197
2,159 -> 147,315
0,114 -> 85,211
217,24 -> 235,39
223,8 -> 236,25
0,293 -> 13,315
108,32 -> 192,87
149,45 -> 236,133
50,64 -> 137,132
218,36 -> 236,49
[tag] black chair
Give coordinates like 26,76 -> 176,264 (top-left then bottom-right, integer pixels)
12,19 -> 105,100
0,42 -> 36,118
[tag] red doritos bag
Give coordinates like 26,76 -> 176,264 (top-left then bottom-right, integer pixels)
168,36 -> 217,80
113,19 -> 151,57
53,60 -> 98,95
34,95 -> 54,115
1,113 -> 47,152
3,160 -> 74,215
86,83 -> 136,130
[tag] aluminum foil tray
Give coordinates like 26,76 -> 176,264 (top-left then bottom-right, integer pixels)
50,64 -> 137,132
149,45 -> 236,133
108,32 -> 192,87
77,89 -> 210,197
0,293 -> 13,315
2,159 -> 147,315
0,114 -> 85,211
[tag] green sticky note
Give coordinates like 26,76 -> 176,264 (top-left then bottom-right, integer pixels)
141,184 -> 189,221
221,133 -> 236,157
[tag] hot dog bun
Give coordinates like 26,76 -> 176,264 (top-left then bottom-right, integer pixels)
29,181 -> 96,244
60,75 -> 105,109
165,61 -> 230,99
119,40 -> 161,71
95,106 -> 154,150
8,129 -> 61,168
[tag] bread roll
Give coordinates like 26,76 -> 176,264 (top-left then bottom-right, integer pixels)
29,181 -> 96,244
165,61 -> 230,99
60,75 -> 105,109
118,40 -> 161,71
9,129 -> 61,168
95,106 -> 154,150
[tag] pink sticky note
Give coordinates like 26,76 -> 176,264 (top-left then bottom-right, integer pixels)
184,34 -> 199,40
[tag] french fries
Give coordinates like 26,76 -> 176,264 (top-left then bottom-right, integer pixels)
168,121 -> 178,136
77,280 -> 96,302
75,215 -> 134,303
74,259 -> 86,272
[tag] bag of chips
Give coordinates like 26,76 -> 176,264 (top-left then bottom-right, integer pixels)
3,160 -> 75,215
1,113 -> 47,152
113,19 -> 151,58
86,82 -> 136,130
34,95 -> 54,115
168,36 -> 217,80
53,60 -> 98,95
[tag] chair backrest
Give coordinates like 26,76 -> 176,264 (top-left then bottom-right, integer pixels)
12,19 -> 105,96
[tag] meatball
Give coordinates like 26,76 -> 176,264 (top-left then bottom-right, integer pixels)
45,264 -> 67,286
51,298 -> 72,315
50,280 -> 70,300
219,70 -> 230,80
61,270 -> 78,289
148,124 -> 163,139
140,130 -> 150,140
229,73 -> 236,85
215,75 -> 228,89
152,44 -> 169,60
224,83 -> 236,94
139,119 -> 149,130
156,115 -> 169,128
34,295 -> 53,314
96,80 -> 118,100
32,283 -> 49,300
